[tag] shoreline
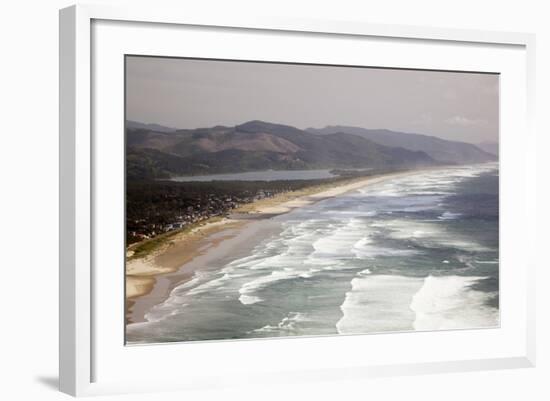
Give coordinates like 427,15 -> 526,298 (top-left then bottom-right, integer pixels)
125,168 -> 431,323
125,218 -> 247,322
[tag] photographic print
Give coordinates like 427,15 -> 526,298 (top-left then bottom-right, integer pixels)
124,56 -> 499,344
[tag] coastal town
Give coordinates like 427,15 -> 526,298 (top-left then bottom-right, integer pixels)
125,168 -> 408,246
126,179 -> 322,245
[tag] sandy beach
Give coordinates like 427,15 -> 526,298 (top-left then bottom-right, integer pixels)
125,169 -> 421,323
126,218 -> 247,321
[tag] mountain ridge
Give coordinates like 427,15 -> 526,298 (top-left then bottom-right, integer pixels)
127,120 -> 441,180
306,125 -> 496,164
476,141 -> 499,156
126,120 -> 494,180
126,120 -> 177,133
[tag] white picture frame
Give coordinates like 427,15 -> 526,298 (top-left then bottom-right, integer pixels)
59,3 -> 536,397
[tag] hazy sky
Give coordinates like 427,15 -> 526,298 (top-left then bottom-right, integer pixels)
126,56 -> 499,144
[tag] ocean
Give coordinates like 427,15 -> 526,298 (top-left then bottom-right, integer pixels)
127,163 -> 499,344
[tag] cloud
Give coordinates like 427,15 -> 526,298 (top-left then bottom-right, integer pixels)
412,113 -> 433,125
445,116 -> 487,127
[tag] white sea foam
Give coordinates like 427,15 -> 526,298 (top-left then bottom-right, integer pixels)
309,219 -> 363,260
170,270 -> 208,292
352,235 -> 418,259
336,273 -> 498,335
438,211 -> 462,220
235,218 -> 378,303
300,268 -> 322,278
336,274 -> 424,334
141,271 -> 213,322
380,219 -> 489,251
187,273 -> 232,296
239,294 -> 263,305
410,275 -> 499,330
238,270 -> 301,305
357,165 -> 495,199
358,269 -> 372,276
252,312 -> 310,334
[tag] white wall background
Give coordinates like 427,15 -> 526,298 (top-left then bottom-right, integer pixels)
0,0 -> 547,399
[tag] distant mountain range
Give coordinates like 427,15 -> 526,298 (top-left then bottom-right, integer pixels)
306,126 -> 496,164
126,120 -> 177,133
476,141 -> 499,156
126,120 -> 496,180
